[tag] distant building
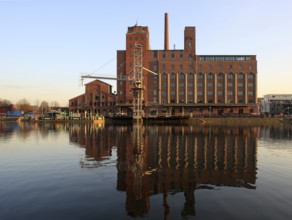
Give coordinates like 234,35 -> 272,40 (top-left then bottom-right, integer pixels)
69,80 -> 116,117
116,13 -> 258,116
260,94 -> 292,115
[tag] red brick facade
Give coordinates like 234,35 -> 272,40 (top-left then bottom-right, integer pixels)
69,80 -> 116,117
116,13 -> 257,117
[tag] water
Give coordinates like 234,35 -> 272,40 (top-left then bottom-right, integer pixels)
0,121 -> 292,220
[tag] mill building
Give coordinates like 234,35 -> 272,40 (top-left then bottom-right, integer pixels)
116,13 -> 258,117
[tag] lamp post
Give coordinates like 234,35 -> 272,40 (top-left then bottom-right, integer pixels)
209,107 -> 211,118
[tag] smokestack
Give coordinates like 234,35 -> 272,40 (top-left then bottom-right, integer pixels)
164,13 -> 169,50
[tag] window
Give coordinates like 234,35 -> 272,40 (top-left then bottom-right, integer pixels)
153,65 -> 157,71
188,91 -> 193,95
162,82 -> 166,87
197,82 -> 203,87
198,91 -> 203,95
198,65 -> 202,70
208,64 -> 212,70
218,73 -> 224,79
208,82 -> 213,87
179,91 -> 184,95
162,51 -> 166,60
188,73 -> 193,79
179,82 -> 184,87
238,91 -> 243,95
248,91 -> 254,95
249,65 -> 253,70
218,65 -> 222,70
248,82 -> 253,87
180,65 -> 183,71
197,73 -> 203,79
153,51 -> 157,60
238,74 -> 243,79
171,73 -> 176,79
180,51 -> 183,60
162,73 -> 167,79
248,74 -> 254,79
179,73 -> 184,79
238,82 -> 243,87
189,65 -> 193,71
208,74 -> 213,79
218,91 -> 223,95
207,91 -> 213,95
189,52 -> 192,60
238,64 -> 243,70
228,91 -> 233,95
171,65 -> 175,71
170,91 -> 175,95
170,82 -> 175,87
188,82 -> 193,86
228,74 -> 233,79
171,51 -> 175,60
228,82 -> 233,87
218,82 -> 223,87
162,64 -> 166,71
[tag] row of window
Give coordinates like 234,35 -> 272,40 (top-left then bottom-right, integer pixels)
160,99 -> 255,104
162,82 -> 254,87
153,50 -> 193,61
150,64 -> 254,72
199,56 -> 252,61
160,72 -> 255,79
198,64 -> 253,71
161,90 -> 254,95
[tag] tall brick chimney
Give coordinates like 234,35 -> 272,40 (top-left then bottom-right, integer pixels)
164,13 -> 169,50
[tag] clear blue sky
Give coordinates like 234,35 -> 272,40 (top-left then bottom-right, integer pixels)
1,0 -> 292,106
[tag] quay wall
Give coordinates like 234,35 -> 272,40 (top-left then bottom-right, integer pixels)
191,117 -> 291,126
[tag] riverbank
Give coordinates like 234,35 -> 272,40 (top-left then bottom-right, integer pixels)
1,116 -> 291,126
190,117 -> 291,126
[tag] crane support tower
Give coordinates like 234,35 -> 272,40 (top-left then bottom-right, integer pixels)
80,44 -> 157,124
131,43 -> 144,124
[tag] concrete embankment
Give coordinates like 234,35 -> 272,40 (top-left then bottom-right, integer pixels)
190,117 -> 292,126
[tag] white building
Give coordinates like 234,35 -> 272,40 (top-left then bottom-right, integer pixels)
260,94 -> 292,115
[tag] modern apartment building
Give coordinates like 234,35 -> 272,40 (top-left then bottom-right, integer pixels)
116,13 -> 258,117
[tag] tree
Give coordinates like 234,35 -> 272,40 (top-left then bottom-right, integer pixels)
50,101 -> 60,109
0,99 -> 12,106
16,98 -> 33,113
39,101 -> 49,114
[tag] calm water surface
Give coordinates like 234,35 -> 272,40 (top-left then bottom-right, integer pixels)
0,122 -> 292,220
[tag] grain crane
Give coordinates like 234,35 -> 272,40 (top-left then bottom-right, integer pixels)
81,44 -> 157,123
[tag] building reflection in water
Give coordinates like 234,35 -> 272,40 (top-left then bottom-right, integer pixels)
69,123 -> 259,218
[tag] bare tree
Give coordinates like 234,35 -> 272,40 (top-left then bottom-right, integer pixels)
0,99 -> 12,106
39,101 -> 49,114
16,98 -> 33,113
50,101 -> 60,110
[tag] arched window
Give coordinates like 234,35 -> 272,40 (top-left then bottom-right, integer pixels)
171,73 -> 176,79
197,73 -> 203,79
207,73 -> 214,79
248,73 -> 254,79
162,73 -> 167,79
218,73 -> 224,79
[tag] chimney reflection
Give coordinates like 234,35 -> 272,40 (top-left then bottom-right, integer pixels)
69,124 -> 258,218
116,125 -> 258,218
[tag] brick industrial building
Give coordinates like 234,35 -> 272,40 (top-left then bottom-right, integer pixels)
69,80 -> 116,118
116,13 -> 258,117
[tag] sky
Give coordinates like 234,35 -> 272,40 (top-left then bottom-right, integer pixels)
1,0 -> 292,106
